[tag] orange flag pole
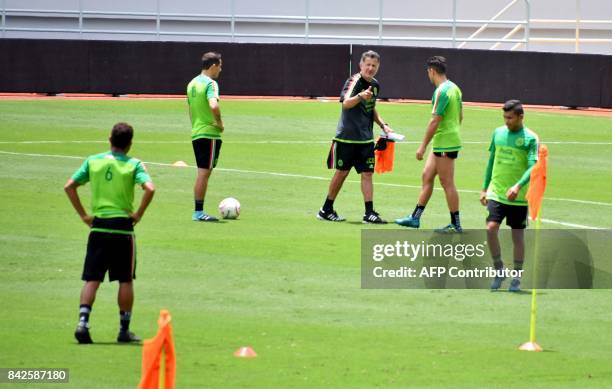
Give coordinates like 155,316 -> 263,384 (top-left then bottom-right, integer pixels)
525,144 -> 548,222
138,310 -> 176,389
520,144 -> 548,352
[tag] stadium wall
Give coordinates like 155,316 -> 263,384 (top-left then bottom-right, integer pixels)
1,39 -> 611,108
0,39 -> 348,97
353,45 -> 612,109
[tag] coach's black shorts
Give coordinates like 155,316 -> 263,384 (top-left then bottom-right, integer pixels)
192,138 -> 222,169
83,218 -> 136,282
327,140 -> 375,173
486,199 -> 528,229
433,151 -> 459,159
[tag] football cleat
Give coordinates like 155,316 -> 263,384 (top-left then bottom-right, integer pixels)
317,209 -> 346,222
192,211 -> 219,222
490,275 -> 506,290
508,278 -> 522,293
395,215 -> 420,228
75,324 -> 93,344
363,211 -> 388,224
117,330 -> 142,343
434,223 -> 463,233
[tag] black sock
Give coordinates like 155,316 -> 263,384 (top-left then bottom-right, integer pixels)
492,255 -> 503,270
120,311 -> 131,332
365,201 -> 374,214
451,211 -> 461,227
79,304 -> 91,326
514,260 -> 524,279
323,197 -> 334,212
195,200 -> 204,212
412,204 -> 425,219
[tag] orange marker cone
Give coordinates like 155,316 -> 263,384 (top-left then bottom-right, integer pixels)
518,341 -> 543,352
233,346 -> 257,358
172,161 -> 188,167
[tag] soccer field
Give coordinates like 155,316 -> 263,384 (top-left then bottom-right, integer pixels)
0,98 -> 611,388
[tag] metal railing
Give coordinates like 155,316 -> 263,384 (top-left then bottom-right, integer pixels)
2,0 -> 611,53
0,0 -> 531,48
530,18 -> 612,53
489,0 -> 612,52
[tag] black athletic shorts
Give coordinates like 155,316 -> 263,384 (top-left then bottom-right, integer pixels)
327,140 -> 375,173
82,218 -> 136,282
433,151 -> 459,159
192,138 -> 222,169
486,199 -> 528,229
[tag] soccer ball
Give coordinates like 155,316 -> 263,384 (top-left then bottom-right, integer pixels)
218,197 -> 241,219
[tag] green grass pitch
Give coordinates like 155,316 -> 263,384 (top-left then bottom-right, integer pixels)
0,98 -> 611,388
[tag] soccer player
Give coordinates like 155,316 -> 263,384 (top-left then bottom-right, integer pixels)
481,100 -> 539,292
64,122 -> 155,344
188,52 -> 223,221
317,50 -> 393,224
395,56 -> 463,232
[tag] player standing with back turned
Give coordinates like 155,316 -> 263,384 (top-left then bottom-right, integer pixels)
64,122 -> 155,344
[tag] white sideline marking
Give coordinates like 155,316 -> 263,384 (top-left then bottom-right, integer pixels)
0,149 -> 609,229
0,151 -> 84,159
1,139 -> 612,145
540,218 -> 600,230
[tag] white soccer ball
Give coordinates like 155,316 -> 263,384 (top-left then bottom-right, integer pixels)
218,197 -> 241,219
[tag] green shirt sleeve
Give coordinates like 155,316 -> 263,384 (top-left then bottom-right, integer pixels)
517,160 -> 536,187
134,161 -> 151,185
527,136 -> 539,163
483,135 -> 495,189
206,80 -> 219,101
71,158 -> 90,184
187,81 -> 194,105
432,88 -> 450,116
517,138 -> 539,187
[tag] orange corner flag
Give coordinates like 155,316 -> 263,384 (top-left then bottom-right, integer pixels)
374,138 -> 395,174
138,310 -> 176,389
526,144 -> 548,221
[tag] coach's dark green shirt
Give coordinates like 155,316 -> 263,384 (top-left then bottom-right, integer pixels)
334,74 -> 380,143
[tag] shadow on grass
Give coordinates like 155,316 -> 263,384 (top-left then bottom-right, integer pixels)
74,342 -> 142,346
491,290 -> 548,296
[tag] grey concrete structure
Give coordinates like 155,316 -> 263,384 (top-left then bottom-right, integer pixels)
2,0 -> 611,54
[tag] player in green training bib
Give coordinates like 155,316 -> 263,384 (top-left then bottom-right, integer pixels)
396,56 -> 463,232
480,100 -> 539,292
64,123 -> 155,344
187,52 -> 224,221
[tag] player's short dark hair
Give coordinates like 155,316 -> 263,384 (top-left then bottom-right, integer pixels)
426,56 -> 447,74
503,99 -> 524,115
202,52 -> 222,70
110,122 -> 133,149
360,50 -> 380,63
